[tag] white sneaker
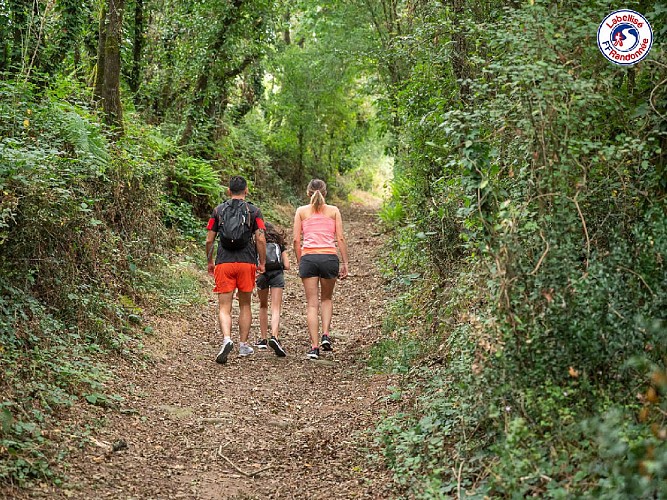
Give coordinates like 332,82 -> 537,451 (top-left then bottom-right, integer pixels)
216,338 -> 234,364
238,344 -> 254,357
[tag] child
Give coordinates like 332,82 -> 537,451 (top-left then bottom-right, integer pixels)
255,222 -> 289,357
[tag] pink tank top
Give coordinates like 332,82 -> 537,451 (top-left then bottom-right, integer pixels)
302,213 -> 336,253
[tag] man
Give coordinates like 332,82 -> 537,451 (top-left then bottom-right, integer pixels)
206,176 -> 266,363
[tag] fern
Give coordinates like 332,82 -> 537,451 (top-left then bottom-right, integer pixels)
167,156 -> 222,215
54,104 -> 110,169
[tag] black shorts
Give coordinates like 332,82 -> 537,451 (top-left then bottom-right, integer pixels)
256,270 -> 285,290
299,254 -> 339,279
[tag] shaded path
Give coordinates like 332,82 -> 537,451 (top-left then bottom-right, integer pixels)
18,206 -> 394,499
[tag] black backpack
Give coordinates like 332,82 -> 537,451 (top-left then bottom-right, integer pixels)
216,200 -> 253,250
265,242 -> 283,271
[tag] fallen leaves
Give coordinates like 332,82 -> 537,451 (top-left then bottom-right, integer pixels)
7,206 -> 396,499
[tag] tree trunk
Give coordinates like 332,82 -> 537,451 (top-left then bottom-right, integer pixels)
178,0 -> 249,146
283,10 -> 291,45
297,124 -> 305,183
93,5 -> 107,103
102,0 -> 125,134
451,0 -> 470,101
129,0 -> 144,95
179,72 -> 209,146
180,51 -> 258,146
9,0 -> 32,72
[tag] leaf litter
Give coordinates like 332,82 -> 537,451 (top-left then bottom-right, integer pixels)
6,205 -> 397,500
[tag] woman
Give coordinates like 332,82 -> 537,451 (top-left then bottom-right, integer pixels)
293,179 -> 349,359
255,222 -> 289,357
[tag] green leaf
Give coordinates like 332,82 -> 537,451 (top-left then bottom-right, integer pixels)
1,408 -> 14,433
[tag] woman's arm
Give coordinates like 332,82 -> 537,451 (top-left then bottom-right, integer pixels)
293,207 -> 303,264
334,207 -> 349,279
281,250 -> 290,270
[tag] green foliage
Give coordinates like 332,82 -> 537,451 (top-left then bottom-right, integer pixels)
586,363 -> 667,498
368,289 -> 428,374
162,200 -> 204,240
0,278 -> 110,485
133,254 -> 209,312
370,267 -> 494,497
0,76 -> 210,486
136,0 -> 277,150
335,133 -> 393,200
263,0 -> 383,190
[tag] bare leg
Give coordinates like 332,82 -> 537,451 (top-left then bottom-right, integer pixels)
258,288 -> 269,340
320,278 -> 336,336
237,291 -> 253,343
218,292 -> 234,339
270,288 -> 284,338
302,277 -> 320,347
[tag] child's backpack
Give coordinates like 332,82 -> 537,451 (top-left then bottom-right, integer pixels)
217,200 -> 253,250
265,242 -> 283,271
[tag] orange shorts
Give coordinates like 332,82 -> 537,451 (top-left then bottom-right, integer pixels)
213,263 -> 257,293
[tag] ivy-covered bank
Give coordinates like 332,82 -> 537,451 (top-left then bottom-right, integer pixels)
371,1 -> 667,497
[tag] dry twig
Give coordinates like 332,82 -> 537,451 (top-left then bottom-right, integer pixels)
571,193 -> 590,270
649,77 -> 667,121
530,230 -> 550,275
216,448 -> 272,478
455,461 -> 464,499
616,265 -> 656,297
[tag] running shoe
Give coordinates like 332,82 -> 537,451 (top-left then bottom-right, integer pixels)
216,338 -> 234,364
269,337 -> 287,357
307,347 -> 320,360
238,344 -> 254,357
321,334 -> 333,351
255,338 -> 268,349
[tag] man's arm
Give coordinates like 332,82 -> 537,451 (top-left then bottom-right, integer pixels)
206,230 -> 217,275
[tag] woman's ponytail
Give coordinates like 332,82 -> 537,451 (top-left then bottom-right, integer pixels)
310,190 -> 325,212
307,179 -> 327,213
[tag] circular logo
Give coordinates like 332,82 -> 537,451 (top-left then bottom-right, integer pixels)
598,10 -> 653,66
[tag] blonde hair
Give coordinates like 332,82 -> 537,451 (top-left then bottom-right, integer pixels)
307,179 -> 327,212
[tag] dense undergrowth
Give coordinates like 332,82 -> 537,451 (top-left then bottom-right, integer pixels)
371,1 -> 667,498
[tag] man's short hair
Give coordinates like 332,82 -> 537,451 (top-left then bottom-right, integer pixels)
229,176 -> 247,195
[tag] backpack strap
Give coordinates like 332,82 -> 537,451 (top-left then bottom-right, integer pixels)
243,201 -> 256,230
218,200 -> 231,219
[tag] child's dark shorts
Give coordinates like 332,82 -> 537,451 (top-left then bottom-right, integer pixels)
256,270 -> 285,290
299,254 -> 339,279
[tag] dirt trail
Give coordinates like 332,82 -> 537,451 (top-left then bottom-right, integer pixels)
14,206 -> 395,499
